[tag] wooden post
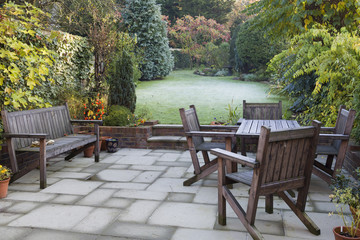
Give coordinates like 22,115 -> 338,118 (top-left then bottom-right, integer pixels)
39,138 -> 47,189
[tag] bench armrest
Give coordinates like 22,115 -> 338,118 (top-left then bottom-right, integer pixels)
200,125 -> 238,131
3,133 -> 48,139
210,148 -> 259,168
319,133 -> 350,141
71,120 -> 103,125
185,131 -> 235,138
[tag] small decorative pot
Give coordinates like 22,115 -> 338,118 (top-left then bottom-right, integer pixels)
83,145 -> 95,157
106,138 -> 119,153
0,178 -> 10,198
333,226 -> 360,240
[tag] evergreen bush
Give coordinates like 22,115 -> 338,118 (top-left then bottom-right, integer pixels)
103,105 -> 134,126
122,0 -> 174,80
173,50 -> 191,69
236,20 -> 283,73
107,49 -> 136,113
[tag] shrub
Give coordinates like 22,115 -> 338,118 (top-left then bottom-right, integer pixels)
0,2 -> 57,111
122,0 -> 174,80
173,50 -> 191,69
107,49 -> 136,113
236,20 -> 283,73
103,105 -> 134,126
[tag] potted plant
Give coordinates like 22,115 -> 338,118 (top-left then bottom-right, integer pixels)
330,167 -> 360,239
0,165 -> 12,198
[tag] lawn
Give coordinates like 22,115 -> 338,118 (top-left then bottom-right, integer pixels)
135,70 -> 288,124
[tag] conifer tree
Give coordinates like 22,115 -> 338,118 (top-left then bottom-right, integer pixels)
122,0 -> 173,80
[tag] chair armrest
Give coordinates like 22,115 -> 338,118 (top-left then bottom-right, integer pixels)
3,133 -> 48,139
319,133 -> 350,141
210,148 -> 259,168
200,125 -> 238,131
71,120 -> 103,125
320,127 -> 335,133
185,131 -> 235,138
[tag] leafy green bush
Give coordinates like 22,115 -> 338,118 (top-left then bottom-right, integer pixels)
173,50 -> 191,69
122,0 -> 174,80
50,32 -> 93,106
268,26 -> 360,142
0,2 -> 57,111
236,20 -> 283,73
103,105 -> 134,126
107,49 -> 136,113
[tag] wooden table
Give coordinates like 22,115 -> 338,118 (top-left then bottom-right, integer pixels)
236,119 -> 301,155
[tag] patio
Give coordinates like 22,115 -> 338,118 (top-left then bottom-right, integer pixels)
0,148 -> 345,240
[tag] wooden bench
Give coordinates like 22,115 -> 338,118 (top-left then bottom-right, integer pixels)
2,104 -> 102,189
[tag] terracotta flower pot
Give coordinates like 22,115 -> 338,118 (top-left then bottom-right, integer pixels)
333,226 -> 360,240
100,136 -> 111,151
83,145 -> 95,157
0,178 -> 10,198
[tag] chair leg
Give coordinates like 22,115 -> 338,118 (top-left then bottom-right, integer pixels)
202,151 -> 210,164
278,191 -> 320,235
223,187 -> 264,240
265,194 -> 273,214
325,155 -> 334,169
183,158 -> 218,186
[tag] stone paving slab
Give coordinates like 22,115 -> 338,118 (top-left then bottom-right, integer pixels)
149,202 -> 217,229
41,179 -> 103,195
9,204 -> 94,230
0,148 -> 342,240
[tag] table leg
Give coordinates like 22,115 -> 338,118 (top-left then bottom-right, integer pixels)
225,137 -> 237,173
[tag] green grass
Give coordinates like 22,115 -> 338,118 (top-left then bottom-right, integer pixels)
135,70 -> 288,124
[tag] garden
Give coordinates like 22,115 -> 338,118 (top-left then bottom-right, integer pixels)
1,0 -> 360,239
1,0 -> 360,142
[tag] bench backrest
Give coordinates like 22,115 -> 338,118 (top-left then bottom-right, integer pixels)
2,105 -> 73,150
243,100 -> 282,120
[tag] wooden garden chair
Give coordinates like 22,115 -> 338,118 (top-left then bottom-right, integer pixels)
210,120 -> 321,240
314,105 -> 356,184
179,105 -> 237,186
238,100 -> 282,124
238,100 -> 282,155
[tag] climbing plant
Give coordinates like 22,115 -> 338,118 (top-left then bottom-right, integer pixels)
0,2 -> 57,111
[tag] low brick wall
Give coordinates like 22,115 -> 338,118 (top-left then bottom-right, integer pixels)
74,125 -> 152,149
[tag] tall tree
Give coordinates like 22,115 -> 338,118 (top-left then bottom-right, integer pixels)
123,0 -> 173,80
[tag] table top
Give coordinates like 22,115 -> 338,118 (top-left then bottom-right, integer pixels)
236,119 -> 300,137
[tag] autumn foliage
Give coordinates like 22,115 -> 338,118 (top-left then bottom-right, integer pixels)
169,15 -> 230,68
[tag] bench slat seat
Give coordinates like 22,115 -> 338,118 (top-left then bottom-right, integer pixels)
17,134 -> 96,157
2,104 -> 101,189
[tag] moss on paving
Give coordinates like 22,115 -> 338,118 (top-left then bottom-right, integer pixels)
135,70 -> 288,124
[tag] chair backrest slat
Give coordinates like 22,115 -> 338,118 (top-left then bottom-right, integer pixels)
332,106 -> 356,151
179,105 -> 204,147
243,100 -> 282,120
2,105 -> 73,150
257,124 -> 319,189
